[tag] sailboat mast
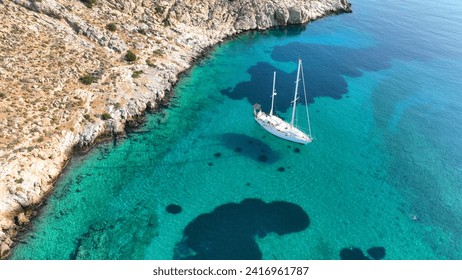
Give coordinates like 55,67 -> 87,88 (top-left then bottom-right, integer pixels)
269,71 -> 276,116
301,62 -> 313,138
291,59 -> 302,127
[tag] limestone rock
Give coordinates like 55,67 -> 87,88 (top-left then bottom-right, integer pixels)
12,0 -> 128,52
1,243 -> 10,259
16,212 -> 29,225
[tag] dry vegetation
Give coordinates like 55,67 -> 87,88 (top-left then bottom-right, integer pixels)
0,1 -> 197,258
0,0 -> 190,174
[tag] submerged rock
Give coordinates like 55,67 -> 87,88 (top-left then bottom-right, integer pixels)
173,198 -> 310,259
258,155 -> 268,162
166,204 -> 182,214
366,246 -> 386,260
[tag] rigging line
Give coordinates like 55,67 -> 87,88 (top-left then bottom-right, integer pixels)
273,72 -> 277,115
295,104 -> 299,128
301,62 -> 313,138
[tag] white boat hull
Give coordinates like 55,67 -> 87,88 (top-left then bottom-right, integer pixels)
254,111 -> 312,145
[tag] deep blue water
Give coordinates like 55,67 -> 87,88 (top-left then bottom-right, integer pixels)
11,0 -> 462,259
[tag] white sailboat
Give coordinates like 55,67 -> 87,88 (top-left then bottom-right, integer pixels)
253,59 -> 313,145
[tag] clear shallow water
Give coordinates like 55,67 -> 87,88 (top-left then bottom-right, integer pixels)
11,0 -> 462,259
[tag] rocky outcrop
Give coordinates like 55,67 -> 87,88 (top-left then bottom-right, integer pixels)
12,0 -> 129,52
167,0 -> 351,31
0,0 -> 351,259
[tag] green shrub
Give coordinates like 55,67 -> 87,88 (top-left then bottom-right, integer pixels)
132,70 -> 143,78
15,178 -> 24,184
80,0 -> 96,8
83,114 -> 91,120
153,49 -> 164,57
106,23 -> 117,32
101,112 -> 111,120
0,93 -> 5,99
79,74 -> 95,85
124,50 -> 137,62
154,6 -> 164,14
36,136 -> 44,143
146,59 -> 155,68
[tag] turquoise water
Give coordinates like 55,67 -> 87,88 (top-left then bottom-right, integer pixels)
11,0 -> 462,259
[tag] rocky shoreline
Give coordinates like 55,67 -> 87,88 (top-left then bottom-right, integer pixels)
0,0 -> 351,259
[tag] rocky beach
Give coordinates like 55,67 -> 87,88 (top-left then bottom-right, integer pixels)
0,0 -> 351,258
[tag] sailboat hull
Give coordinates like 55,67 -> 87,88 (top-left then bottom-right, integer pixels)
254,111 -> 312,145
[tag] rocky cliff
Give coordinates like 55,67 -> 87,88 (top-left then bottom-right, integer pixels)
0,0 -> 351,258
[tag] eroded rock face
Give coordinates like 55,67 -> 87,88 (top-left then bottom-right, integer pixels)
0,0 -> 351,259
166,0 -> 351,31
